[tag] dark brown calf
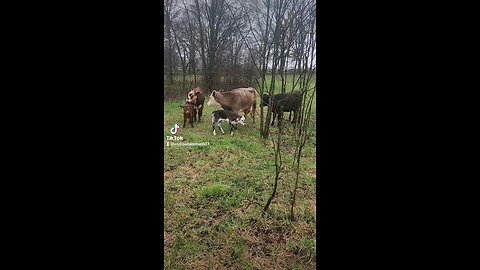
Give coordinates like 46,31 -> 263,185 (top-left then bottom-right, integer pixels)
181,101 -> 196,128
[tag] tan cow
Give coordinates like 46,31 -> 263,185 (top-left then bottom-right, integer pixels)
207,87 -> 256,124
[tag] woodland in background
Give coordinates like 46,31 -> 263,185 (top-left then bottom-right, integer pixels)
164,0 -> 316,100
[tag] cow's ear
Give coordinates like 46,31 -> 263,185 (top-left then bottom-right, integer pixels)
212,91 -> 216,96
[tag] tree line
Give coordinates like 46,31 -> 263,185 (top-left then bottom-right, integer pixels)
164,0 -> 316,100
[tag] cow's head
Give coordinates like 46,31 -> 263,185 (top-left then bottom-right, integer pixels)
186,89 -> 198,104
207,90 -> 221,106
261,94 -> 270,107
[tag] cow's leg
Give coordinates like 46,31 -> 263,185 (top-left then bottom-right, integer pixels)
230,123 -> 234,136
252,107 -> 255,124
277,112 -> 283,128
219,123 -> 225,134
243,109 -> 249,123
293,111 -> 297,129
289,111 -> 292,122
198,105 -> 203,122
251,103 -> 256,124
272,108 -> 279,127
183,116 -> 187,128
193,109 -> 197,122
190,116 -> 194,128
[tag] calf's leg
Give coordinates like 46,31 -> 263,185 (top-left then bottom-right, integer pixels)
212,115 -> 216,135
213,124 -> 224,135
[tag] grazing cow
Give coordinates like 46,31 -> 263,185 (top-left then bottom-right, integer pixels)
211,110 -> 246,136
207,87 -> 256,124
186,87 -> 205,122
261,92 -> 303,126
180,101 -> 196,128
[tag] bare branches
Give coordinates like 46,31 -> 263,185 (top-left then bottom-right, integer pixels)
289,0 -> 316,220
263,105 -> 284,214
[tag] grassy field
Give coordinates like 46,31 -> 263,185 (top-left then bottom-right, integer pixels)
164,78 -> 316,269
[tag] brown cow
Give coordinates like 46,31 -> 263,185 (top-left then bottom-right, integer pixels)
207,87 -> 256,124
186,87 -> 205,122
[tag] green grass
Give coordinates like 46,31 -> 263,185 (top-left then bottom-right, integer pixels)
164,76 -> 316,269
198,183 -> 231,199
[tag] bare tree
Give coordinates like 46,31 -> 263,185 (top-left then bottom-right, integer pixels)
171,5 -> 195,92
164,0 -> 176,87
263,117 -> 283,214
261,0 -> 294,213
182,0 -> 199,87
190,0 -> 243,93
163,0 -> 255,98
289,0 -> 316,220
241,0 -> 315,216
231,0 -> 298,139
